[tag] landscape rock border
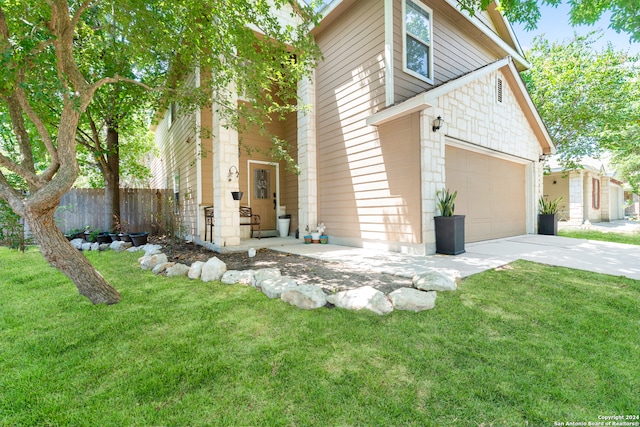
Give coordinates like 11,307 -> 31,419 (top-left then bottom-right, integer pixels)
96,243 -> 461,315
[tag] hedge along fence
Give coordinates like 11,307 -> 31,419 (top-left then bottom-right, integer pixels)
55,188 -> 172,235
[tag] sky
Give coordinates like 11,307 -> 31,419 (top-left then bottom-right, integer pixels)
510,2 -> 639,55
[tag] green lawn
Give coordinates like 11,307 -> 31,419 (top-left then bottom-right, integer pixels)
1,247 -> 639,426
559,228 -> 640,245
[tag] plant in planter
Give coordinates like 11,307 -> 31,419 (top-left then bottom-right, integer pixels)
84,227 -> 100,243
96,232 -> 112,244
538,196 -> 563,235
310,223 -> 326,243
69,228 -> 84,240
434,189 -> 465,255
303,226 -> 313,243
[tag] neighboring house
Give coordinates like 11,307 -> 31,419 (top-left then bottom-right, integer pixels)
624,191 -> 639,219
149,0 -> 554,255
543,161 -> 625,224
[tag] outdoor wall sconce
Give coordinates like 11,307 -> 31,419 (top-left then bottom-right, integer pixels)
228,166 -> 239,181
539,153 -> 550,162
432,116 -> 444,132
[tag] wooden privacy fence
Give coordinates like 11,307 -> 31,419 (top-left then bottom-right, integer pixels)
55,188 -> 171,234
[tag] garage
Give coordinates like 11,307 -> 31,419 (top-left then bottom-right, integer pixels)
445,144 -> 527,242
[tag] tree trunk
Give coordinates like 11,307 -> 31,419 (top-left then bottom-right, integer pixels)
105,125 -> 120,231
25,204 -> 121,305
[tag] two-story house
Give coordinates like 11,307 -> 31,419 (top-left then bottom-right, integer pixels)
149,0 -> 554,255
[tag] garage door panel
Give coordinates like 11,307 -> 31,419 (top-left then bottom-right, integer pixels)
445,145 -> 526,243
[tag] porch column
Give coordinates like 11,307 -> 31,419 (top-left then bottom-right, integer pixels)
568,171 -> 583,225
420,109 -> 446,255
297,71 -> 317,238
212,95 -> 241,247
601,176 -> 611,221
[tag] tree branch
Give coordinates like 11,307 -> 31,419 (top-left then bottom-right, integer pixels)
71,0 -> 97,31
13,83 -> 60,169
0,152 -> 44,189
0,170 -> 26,216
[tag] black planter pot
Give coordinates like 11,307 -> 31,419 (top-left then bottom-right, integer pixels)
119,233 -> 132,243
97,232 -> 112,244
538,213 -> 558,235
130,232 -> 149,247
109,233 -> 120,241
435,215 -> 465,255
231,191 -> 243,201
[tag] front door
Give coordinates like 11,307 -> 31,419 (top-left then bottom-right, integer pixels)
250,163 -> 277,232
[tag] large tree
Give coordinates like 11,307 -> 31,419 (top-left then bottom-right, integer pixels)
520,33 -> 639,169
458,0 -> 640,42
0,0 -> 320,304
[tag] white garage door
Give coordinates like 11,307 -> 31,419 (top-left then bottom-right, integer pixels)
445,145 -> 526,242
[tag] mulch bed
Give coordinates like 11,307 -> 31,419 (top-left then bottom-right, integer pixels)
149,236 -> 410,294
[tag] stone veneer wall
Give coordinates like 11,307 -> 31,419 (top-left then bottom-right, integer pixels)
420,68 -> 544,253
297,73 -> 318,238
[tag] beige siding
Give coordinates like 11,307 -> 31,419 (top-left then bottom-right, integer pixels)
317,0 -> 424,245
238,102 -> 298,232
318,108 -> 422,243
446,145 -> 526,242
148,74 -> 199,236
543,173 -> 570,220
393,0 -> 498,104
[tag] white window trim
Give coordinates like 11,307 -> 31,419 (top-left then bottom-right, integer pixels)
402,0 -> 434,84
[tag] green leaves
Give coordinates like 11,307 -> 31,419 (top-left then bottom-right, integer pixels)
522,32 -> 639,170
538,196 -> 562,214
436,189 -> 457,217
456,0 -> 640,42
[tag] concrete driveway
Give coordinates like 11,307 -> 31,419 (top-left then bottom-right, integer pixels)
465,234 -> 640,279
275,233 -> 640,280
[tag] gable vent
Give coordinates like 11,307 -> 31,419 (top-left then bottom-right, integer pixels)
496,77 -> 503,104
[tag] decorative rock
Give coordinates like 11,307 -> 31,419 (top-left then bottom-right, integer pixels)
251,268 -> 281,287
221,270 -> 256,285
91,242 -> 100,251
281,284 -> 327,309
143,244 -> 163,255
70,238 -> 84,250
166,263 -> 190,277
81,242 -> 92,251
110,241 -> 126,251
413,269 -> 461,292
98,243 -> 110,251
326,286 -> 393,315
127,245 -> 145,252
388,288 -> 437,312
152,262 -> 175,275
140,253 -> 168,270
259,277 -> 298,299
188,261 -> 205,280
200,257 -> 227,282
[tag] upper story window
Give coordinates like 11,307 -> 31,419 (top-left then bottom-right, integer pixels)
167,102 -> 177,129
403,0 -> 434,84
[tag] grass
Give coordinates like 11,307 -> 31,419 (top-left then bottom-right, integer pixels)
559,228 -> 640,245
1,247 -> 639,426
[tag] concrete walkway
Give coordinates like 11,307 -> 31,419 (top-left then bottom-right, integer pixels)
271,232 -> 640,281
